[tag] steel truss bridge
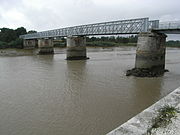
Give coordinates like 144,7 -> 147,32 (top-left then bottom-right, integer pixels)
20,17 -> 180,39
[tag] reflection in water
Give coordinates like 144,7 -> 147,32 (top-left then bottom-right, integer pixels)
36,54 -> 54,64
65,60 -> 87,96
0,47 -> 180,135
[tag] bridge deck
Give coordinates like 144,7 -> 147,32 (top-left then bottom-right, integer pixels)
153,29 -> 180,34
153,22 -> 180,34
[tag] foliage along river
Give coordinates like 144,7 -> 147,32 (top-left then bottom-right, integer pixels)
0,46 -> 180,135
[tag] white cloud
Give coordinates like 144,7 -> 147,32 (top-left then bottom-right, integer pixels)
0,0 -> 180,31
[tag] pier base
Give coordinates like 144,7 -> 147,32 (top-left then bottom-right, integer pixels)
38,39 -> 54,54
66,36 -> 88,60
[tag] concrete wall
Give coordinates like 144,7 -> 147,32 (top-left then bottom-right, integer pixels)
106,87 -> 180,135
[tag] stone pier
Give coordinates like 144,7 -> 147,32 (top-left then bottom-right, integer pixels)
38,39 -> 54,54
135,32 -> 167,69
23,39 -> 37,49
66,36 -> 88,60
127,32 -> 167,77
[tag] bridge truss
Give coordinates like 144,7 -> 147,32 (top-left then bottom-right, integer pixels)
20,18 -> 159,39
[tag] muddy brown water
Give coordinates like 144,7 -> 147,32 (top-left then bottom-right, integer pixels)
0,47 -> 180,135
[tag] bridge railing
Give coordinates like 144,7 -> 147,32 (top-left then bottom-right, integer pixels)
20,18 -> 150,39
158,21 -> 180,29
148,20 -> 159,29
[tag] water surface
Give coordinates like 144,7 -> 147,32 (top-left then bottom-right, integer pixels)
0,47 -> 180,135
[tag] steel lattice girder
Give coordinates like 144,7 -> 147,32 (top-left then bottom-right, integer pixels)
20,18 -> 159,39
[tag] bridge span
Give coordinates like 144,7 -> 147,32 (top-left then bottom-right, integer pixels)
20,17 -> 180,75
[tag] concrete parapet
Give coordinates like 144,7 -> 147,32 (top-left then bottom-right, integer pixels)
38,39 -> 54,54
135,32 -> 167,69
23,39 -> 37,49
66,36 -> 88,60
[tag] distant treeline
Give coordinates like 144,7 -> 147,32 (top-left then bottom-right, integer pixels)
0,27 -> 36,49
57,36 -> 180,47
86,36 -> 138,47
54,36 -> 138,47
0,27 -> 180,49
166,40 -> 180,47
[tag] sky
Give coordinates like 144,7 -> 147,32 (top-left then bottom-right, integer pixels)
0,0 -> 180,34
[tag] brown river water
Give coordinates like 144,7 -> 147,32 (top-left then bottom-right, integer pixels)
0,47 -> 180,135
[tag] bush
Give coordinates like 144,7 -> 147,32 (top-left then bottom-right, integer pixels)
0,41 -> 8,49
8,38 -> 23,48
53,42 -> 66,47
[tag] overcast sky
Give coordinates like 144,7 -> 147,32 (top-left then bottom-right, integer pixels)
0,0 -> 180,32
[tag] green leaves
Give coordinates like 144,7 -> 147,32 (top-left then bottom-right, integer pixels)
0,27 -> 26,48
147,105 -> 179,134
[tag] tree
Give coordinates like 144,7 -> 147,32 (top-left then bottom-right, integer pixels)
0,28 -> 17,43
15,27 -> 27,37
0,27 -> 27,48
28,30 -> 37,34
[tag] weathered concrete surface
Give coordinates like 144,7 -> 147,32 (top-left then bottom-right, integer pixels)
66,36 -> 88,60
126,32 -> 167,77
23,39 -> 37,49
135,32 -> 167,70
38,39 -> 54,54
106,87 -> 180,135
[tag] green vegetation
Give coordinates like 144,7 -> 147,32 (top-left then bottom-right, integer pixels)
0,27 -> 36,49
86,36 -> 137,47
147,105 -> 179,134
53,38 -> 66,47
53,36 -> 138,47
166,40 -> 180,47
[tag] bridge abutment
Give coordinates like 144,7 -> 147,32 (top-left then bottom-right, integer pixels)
23,39 -> 37,49
127,32 -> 167,77
38,39 -> 54,54
66,36 -> 88,60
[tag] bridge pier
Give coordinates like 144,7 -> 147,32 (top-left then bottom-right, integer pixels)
66,36 -> 88,60
135,32 -> 167,69
38,39 -> 54,54
23,39 -> 37,49
127,32 -> 167,77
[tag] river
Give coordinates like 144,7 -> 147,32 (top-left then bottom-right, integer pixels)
0,47 -> 180,135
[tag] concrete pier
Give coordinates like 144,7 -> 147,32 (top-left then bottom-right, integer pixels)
135,32 -> 167,70
126,32 -> 167,77
66,36 -> 88,60
23,39 -> 37,49
38,39 -> 54,54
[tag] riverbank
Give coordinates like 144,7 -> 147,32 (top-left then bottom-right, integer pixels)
107,87 -> 180,135
0,49 -> 35,56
